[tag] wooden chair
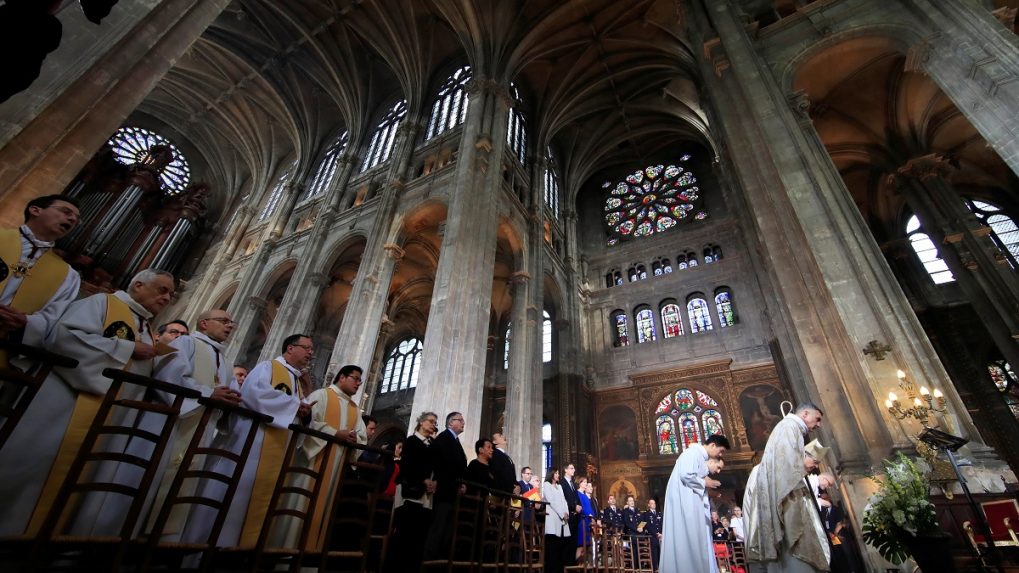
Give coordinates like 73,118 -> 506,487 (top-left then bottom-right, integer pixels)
964,498 -> 1019,552
139,396 -> 272,572
309,454 -> 388,572
423,489 -> 486,572
506,494 -> 546,572
0,340 -> 77,451
28,367 -> 201,572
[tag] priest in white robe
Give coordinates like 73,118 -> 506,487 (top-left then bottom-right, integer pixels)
0,269 -> 175,536
659,434 -> 730,573
143,308 -> 242,540
744,402 -> 828,573
184,333 -> 314,548
272,364 -> 367,549
0,195 -> 81,358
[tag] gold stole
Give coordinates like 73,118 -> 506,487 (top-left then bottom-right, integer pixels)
305,387 -> 359,549
0,228 -> 70,368
239,360 -> 296,547
26,294 -> 137,534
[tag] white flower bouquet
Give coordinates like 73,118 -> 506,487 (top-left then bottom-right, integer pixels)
861,453 -> 940,564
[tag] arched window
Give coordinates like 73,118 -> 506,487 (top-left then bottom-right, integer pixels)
654,388 -> 725,454
108,126 -> 191,195
636,265 -> 648,280
967,199 -> 1019,268
605,273 -> 615,288
906,214 -> 954,284
542,422 -> 553,480
361,99 -> 407,172
988,360 -> 1019,420
604,156 -> 706,242
504,327 -> 511,370
542,310 -> 553,363
635,306 -> 657,343
687,295 -> 713,333
687,252 -> 699,267
611,310 -> 629,347
259,161 -> 296,221
507,83 -> 528,165
380,337 -> 423,393
614,272 -> 624,286
302,132 -> 348,201
652,261 -> 662,276
628,267 -> 638,282
544,150 -> 560,219
660,301 -> 684,338
426,66 -> 471,140
715,288 -> 736,327
662,258 -> 673,273
677,254 -> 688,270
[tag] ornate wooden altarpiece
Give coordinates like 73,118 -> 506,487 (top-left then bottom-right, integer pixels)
592,359 -> 790,511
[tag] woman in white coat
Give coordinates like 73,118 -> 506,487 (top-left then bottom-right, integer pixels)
542,468 -> 571,573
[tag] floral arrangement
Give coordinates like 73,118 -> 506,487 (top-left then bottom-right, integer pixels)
861,452 -> 940,564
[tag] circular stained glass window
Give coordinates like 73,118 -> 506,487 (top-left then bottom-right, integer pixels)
604,156 -> 706,244
108,126 -> 191,195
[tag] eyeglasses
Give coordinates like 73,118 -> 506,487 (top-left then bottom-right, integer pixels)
207,317 -> 235,325
450,417 -> 465,422
345,375 -> 363,383
165,329 -> 188,336
290,344 -> 314,351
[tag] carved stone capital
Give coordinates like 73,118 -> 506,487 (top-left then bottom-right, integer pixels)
992,6 -> 1017,30
787,90 -> 811,121
383,243 -> 406,263
894,154 -> 955,184
307,271 -> 329,287
380,316 -> 396,335
247,296 -> 268,311
510,271 -> 531,285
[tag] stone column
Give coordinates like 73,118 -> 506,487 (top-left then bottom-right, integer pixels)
0,0 -> 232,227
257,268 -> 331,365
410,80 -> 510,458
906,0 -> 1019,179
228,295 -> 268,361
181,204 -> 254,324
504,270 -> 542,473
889,156 -> 1019,368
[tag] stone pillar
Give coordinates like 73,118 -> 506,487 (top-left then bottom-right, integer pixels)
0,0 -> 232,227
907,0 -> 1019,179
504,270 -> 542,474
257,268 -> 331,366
229,295 -> 268,361
181,203 -> 254,324
889,155 -> 1019,368
410,80 -> 510,459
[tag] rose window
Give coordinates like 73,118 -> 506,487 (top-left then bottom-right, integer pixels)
604,155 -> 706,245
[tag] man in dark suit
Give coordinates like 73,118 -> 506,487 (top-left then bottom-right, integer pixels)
601,494 -> 624,533
384,411 -> 437,573
641,498 -> 663,571
424,411 -> 467,559
622,495 -> 640,536
517,466 -> 534,494
560,462 -> 582,566
490,432 -> 517,493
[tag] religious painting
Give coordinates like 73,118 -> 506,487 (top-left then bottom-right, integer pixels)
608,478 -> 638,506
740,384 -> 785,451
599,405 -> 639,461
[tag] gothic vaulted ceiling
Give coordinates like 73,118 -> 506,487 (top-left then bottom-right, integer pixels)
132,0 -> 707,213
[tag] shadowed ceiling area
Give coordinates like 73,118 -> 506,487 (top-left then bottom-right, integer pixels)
133,0 -> 708,213
793,35 -> 1018,239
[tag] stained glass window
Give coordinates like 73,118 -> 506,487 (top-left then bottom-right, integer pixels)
967,199 -> 1019,268
604,158 -> 707,243
108,126 -> 191,195
906,215 -> 954,284
657,416 -> 678,455
678,412 -> 701,450
661,302 -> 684,338
675,389 -> 694,410
504,327 -> 511,370
542,422 -> 552,481
653,262 -> 663,276
259,161 -> 296,221
635,307 -> 656,343
544,150 -> 560,219
507,83 -> 527,165
637,265 -> 647,280
426,66 -> 471,140
989,360 -> 1019,420
656,394 -> 673,414
702,409 -> 724,437
688,296 -> 713,333
715,290 -> 735,327
662,258 -> 673,273
303,132 -> 348,201
612,311 -> 629,347
362,99 -> 407,172
696,391 -> 718,407
542,310 -> 553,363
380,337 -> 423,393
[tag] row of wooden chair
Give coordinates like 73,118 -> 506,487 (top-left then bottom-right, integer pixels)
0,352 -> 392,573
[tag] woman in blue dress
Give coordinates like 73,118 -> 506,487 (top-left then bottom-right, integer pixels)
576,476 -> 596,562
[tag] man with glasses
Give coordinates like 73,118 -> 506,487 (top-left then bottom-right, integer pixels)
425,411 -> 468,559
0,194 -> 80,362
190,333 -> 315,547
518,467 -> 535,494
155,319 -> 189,345
145,309 -> 241,540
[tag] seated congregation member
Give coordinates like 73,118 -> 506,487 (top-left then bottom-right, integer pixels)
0,194 -> 80,354
285,364 -> 367,550
384,411 -> 438,573
464,437 -> 496,495
145,308 -> 242,540
0,269 -> 173,536
186,333 -> 315,547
